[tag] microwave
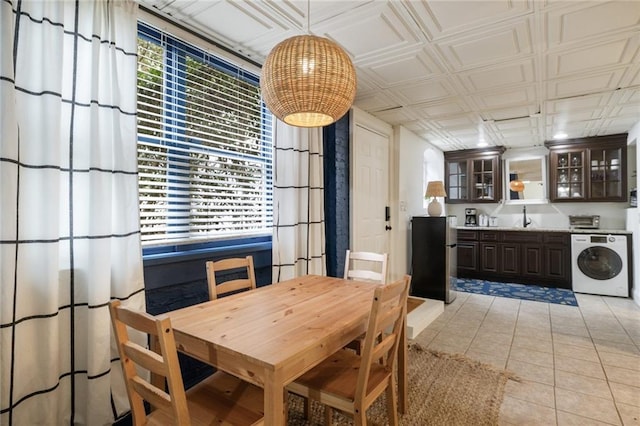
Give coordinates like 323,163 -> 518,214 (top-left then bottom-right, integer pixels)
569,215 -> 600,229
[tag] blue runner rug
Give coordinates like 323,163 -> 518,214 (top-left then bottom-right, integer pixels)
455,278 -> 578,306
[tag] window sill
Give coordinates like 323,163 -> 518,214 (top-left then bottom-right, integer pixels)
143,235 -> 272,266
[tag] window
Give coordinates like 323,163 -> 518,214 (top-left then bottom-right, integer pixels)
137,23 -> 273,247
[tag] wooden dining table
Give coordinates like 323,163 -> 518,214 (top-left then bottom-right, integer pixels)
166,274 -> 408,425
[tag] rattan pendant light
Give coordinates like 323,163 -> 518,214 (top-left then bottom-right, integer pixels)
260,2 -> 356,127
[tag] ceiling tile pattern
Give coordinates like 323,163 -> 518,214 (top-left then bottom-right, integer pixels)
139,0 -> 640,151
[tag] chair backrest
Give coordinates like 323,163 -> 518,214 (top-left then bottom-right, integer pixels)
109,300 -> 191,426
343,250 -> 388,284
356,275 -> 410,399
206,255 -> 257,300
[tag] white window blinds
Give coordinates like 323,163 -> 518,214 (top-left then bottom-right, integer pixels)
137,23 -> 273,246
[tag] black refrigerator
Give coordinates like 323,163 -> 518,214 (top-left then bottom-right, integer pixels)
410,216 -> 457,303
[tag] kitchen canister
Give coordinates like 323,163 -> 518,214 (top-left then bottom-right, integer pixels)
489,216 -> 498,227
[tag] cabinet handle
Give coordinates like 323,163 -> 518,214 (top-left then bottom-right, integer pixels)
385,225 -> 392,231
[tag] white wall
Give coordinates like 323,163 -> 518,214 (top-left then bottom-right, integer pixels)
392,125 -> 444,275
396,127 -> 444,218
448,202 -> 628,230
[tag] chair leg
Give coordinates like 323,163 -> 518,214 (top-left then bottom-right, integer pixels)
353,406 -> 367,426
324,405 -> 333,425
385,378 -> 398,426
303,397 -> 310,419
284,391 -> 290,425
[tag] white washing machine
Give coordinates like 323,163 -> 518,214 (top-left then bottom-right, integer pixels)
571,234 -> 629,297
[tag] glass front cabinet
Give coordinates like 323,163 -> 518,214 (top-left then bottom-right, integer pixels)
550,149 -> 586,200
545,134 -> 627,202
445,147 -> 505,204
447,160 -> 468,201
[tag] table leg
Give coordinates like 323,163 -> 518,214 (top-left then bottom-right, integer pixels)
264,372 -> 286,425
398,315 -> 408,414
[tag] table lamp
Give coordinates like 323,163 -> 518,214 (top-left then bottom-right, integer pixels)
425,181 -> 447,216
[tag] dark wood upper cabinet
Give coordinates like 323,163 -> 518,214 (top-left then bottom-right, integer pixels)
545,134 -> 627,202
444,147 -> 506,204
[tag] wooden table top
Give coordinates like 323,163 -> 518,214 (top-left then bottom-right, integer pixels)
168,274 -> 379,375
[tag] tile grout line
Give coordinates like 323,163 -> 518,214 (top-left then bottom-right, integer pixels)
548,297 -> 560,426
603,296 -> 640,353
421,291 -> 639,426
555,294 -> 626,425
587,296 -> 629,426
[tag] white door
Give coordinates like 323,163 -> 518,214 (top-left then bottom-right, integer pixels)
352,123 -> 390,257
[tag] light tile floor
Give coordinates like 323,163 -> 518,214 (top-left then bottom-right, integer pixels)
412,291 -> 640,425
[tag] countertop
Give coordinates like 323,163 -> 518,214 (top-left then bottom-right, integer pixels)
455,226 -> 631,235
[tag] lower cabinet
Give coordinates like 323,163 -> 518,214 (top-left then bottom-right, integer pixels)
522,244 -> 543,277
500,243 -> 520,275
456,229 -> 571,289
543,234 -> 571,282
457,241 -> 478,272
480,243 -> 499,273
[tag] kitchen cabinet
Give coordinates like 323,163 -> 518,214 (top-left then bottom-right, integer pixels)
545,134 -> 627,202
445,147 -> 506,204
542,233 -> 571,282
500,243 -> 520,275
480,242 -> 498,272
522,244 -> 543,277
456,229 -> 571,289
456,230 -> 478,272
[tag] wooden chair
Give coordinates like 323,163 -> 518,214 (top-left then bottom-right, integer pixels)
109,300 -> 264,426
206,255 -> 257,300
286,275 -> 410,426
343,250 -> 388,284
343,250 -> 389,353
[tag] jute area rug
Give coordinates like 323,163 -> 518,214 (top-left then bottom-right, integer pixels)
287,343 -> 516,425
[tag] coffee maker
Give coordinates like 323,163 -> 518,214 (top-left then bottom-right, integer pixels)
465,208 -> 477,226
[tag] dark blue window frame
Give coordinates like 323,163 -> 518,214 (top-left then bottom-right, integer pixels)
137,22 -> 273,258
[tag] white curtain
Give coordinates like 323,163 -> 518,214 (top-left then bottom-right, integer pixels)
272,120 -> 326,282
0,1 -> 144,424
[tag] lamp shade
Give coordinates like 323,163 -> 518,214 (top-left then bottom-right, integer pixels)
260,35 -> 357,128
425,181 -> 447,198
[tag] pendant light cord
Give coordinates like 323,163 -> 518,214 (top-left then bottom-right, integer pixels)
306,0 -> 310,34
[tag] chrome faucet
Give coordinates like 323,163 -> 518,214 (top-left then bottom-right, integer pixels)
523,205 -> 532,228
